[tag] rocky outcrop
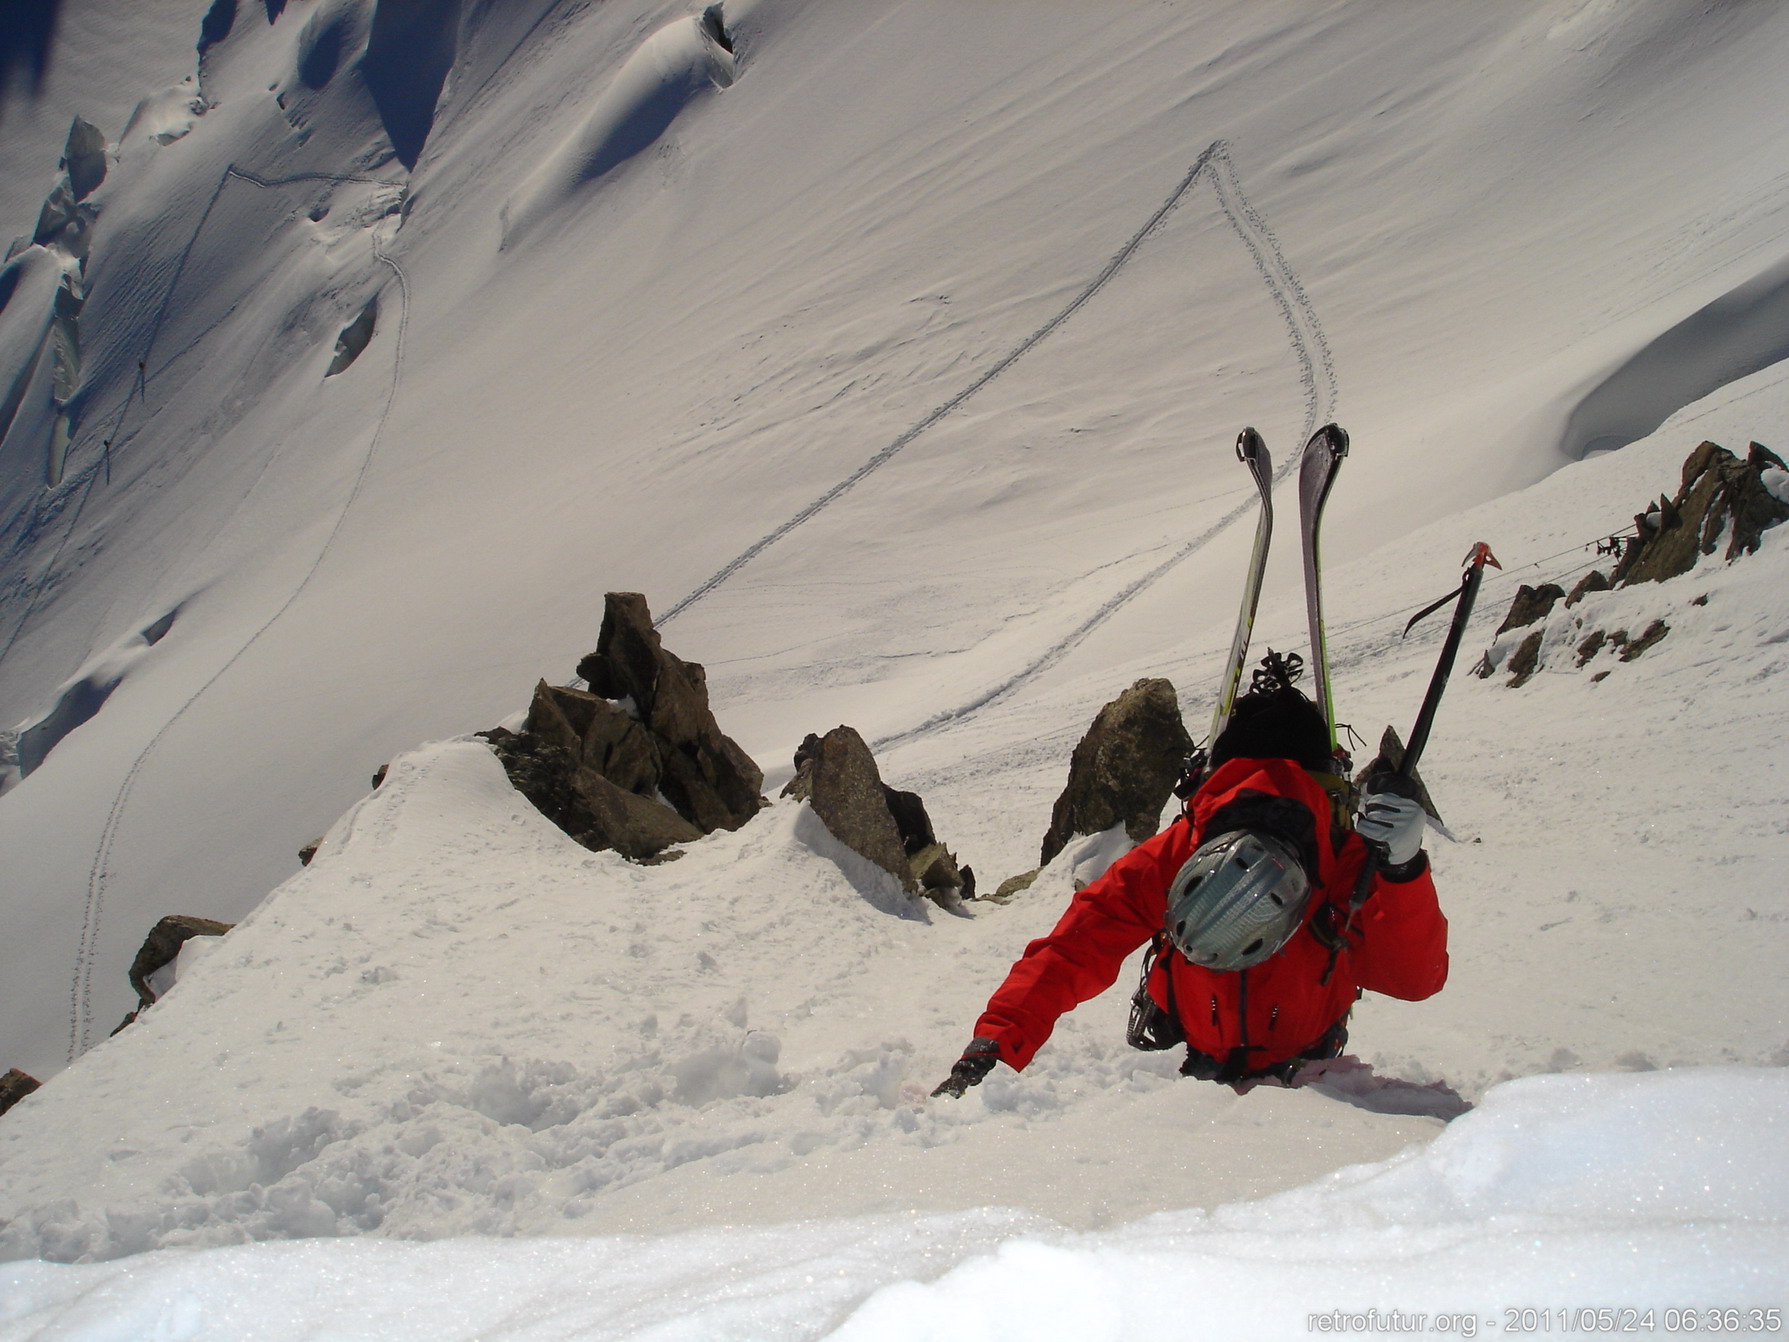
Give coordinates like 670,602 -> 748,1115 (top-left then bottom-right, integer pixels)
483,593 -> 763,862
110,915 -> 235,1034
127,915 -> 233,1011
1614,441 -> 1789,585
1505,630 -> 1545,687
0,1069 -> 40,1119
577,593 -> 764,834
784,727 -> 972,902
1576,619 -> 1670,670
1494,583 -> 1565,636
32,116 -> 106,256
1477,441 -> 1786,687
1039,678 -> 1192,867
1564,568 -> 1611,608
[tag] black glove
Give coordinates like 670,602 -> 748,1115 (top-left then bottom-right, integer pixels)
931,1038 -> 1001,1098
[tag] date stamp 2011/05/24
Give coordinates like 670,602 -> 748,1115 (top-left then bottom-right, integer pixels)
1307,1307 -> 1783,1336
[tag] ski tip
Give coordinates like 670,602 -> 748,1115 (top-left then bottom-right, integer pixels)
1237,426 -> 1265,460
1315,423 -> 1350,455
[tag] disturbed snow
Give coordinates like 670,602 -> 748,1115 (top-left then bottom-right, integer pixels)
1,0 -> 1787,1336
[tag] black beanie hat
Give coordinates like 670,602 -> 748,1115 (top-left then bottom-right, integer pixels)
1209,651 -> 1332,773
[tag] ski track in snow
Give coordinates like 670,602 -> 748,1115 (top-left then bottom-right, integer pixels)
663,141 -> 1337,647
0,167 -> 402,672
67,171 -> 413,1061
5,3 -> 1789,1316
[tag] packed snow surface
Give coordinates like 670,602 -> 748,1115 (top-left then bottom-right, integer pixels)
2,0 -> 1789,1335
3,1069 -> 1782,1341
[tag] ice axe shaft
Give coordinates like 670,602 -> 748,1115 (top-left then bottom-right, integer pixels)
1397,542 -> 1499,776
1321,543 -> 1500,985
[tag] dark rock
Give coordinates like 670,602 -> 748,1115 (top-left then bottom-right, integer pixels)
483,726 -> 583,836
575,593 -> 763,832
1619,618 -> 1669,661
1614,441 -> 1789,586
908,843 -> 963,894
569,766 -> 703,861
1731,444 -> 1789,557
882,786 -> 937,857
482,725 -> 697,863
62,117 -> 108,202
1040,678 -> 1193,867
525,680 -> 661,796
484,594 -> 765,862
1563,568 -> 1611,608
791,732 -> 822,778
32,179 -> 78,247
125,915 -> 233,1012
371,763 -> 388,788
1576,630 -> 1607,667
0,1069 -> 41,1118
784,725 -> 916,893
1495,583 -> 1565,636
784,729 -> 970,900
1506,630 -> 1544,687
1352,725 -> 1442,825
991,869 -> 1040,902
298,837 -> 322,865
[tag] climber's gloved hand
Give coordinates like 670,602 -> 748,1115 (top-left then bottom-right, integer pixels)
1355,774 -> 1426,875
931,1038 -> 1001,1098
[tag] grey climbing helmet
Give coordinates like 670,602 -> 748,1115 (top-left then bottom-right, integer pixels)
1165,829 -> 1312,971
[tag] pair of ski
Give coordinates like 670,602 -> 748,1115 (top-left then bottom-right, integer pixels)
1202,423 -> 1350,771
1198,421 -> 1499,792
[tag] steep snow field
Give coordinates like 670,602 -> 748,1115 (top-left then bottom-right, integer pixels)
2,0 -> 1788,1336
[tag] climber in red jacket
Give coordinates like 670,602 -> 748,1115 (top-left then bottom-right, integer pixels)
934,654 -> 1448,1094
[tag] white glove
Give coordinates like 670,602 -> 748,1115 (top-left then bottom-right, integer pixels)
1356,788 -> 1425,868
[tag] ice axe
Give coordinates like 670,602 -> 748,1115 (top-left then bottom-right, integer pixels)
1315,542 -> 1499,980
1393,541 -> 1501,776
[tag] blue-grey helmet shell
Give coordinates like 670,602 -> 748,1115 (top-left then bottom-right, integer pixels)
1165,829 -> 1312,971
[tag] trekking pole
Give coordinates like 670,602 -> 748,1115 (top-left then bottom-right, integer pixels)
1316,542 -> 1499,981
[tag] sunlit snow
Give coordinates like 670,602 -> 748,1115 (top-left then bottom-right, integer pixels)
2,1 -> 1787,1337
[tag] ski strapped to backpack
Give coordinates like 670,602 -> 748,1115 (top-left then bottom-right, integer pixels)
1312,540 -> 1500,982
1179,424 -> 1352,800
1297,424 -> 1350,765
1207,428 -> 1274,749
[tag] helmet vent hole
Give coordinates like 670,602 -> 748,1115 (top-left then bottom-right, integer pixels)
1241,937 -> 1264,957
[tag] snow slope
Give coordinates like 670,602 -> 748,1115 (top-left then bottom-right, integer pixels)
4,1070 -> 1783,1341
6,0 -> 1789,1079
1,0 -> 1788,1334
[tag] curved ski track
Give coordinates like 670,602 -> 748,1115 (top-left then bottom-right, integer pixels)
661,140 -> 1336,746
67,167 -> 410,1059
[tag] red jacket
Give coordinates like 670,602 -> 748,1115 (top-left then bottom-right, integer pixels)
973,758 -> 1447,1074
